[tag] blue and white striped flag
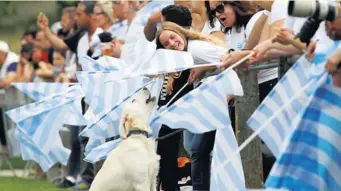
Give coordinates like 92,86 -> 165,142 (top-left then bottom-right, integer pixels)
247,55 -> 320,157
134,1 -> 173,26
76,71 -> 127,103
12,83 -> 70,101
84,138 -> 121,163
247,41 -> 340,157
127,49 -> 195,77
265,82 -> 341,191
6,85 -> 84,171
125,1 -> 172,40
12,83 -> 86,126
15,124 -> 70,172
150,69 -> 243,133
211,126 -> 245,191
120,37 -> 156,68
79,56 -> 122,72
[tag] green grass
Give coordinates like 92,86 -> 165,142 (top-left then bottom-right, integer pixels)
1,157 -> 27,170
0,177 -> 65,191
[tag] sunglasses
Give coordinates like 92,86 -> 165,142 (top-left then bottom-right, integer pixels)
112,1 -> 121,5
210,2 -> 233,17
94,12 -> 105,16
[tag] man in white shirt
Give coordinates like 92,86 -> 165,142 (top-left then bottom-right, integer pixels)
0,41 -> 18,155
37,1 -> 102,66
0,41 -> 18,88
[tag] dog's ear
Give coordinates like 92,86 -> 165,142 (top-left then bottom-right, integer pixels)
119,114 -> 130,139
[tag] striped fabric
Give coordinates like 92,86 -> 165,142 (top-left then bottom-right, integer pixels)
134,1 -> 173,26
150,69 -> 243,133
120,37 -> 156,69
84,77 -> 164,162
14,119 -> 70,172
78,75 -> 151,137
211,126 -> 245,191
79,56 -> 122,72
13,83 -> 86,126
128,49 -> 195,77
265,82 -> 341,191
247,41 -> 340,157
80,78 -> 154,154
84,138 -> 122,163
247,55 -> 318,157
125,1 -> 172,40
12,82 -> 70,101
6,85 -> 84,171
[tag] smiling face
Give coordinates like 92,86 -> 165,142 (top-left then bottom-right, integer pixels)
158,30 -> 186,51
209,0 -> 236,28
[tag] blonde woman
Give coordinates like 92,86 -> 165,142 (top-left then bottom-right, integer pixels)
156,21 -> 227,191
94,0 -> 117,31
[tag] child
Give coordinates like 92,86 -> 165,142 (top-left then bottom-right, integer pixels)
36,50 -> 68,82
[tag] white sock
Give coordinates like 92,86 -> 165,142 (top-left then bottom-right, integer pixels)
66,176 -> 76,183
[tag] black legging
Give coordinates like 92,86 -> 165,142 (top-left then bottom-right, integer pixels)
0,109 -> 7,146
157,125 -> 181,191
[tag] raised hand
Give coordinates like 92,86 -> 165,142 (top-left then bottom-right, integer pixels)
37,12 -> 49,31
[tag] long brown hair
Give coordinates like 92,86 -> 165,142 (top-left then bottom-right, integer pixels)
156,21 -> 224,49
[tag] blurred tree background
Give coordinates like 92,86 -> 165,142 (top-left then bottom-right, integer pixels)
0,1 -> 77,53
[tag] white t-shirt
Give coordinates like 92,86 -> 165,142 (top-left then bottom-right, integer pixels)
257,0 -> 288,84
225,10 -> 265,51
77,28 -> 103,64
201,19 -> 222,36
187,40 -> 226,86
187,40 -> 226,65
0,51 -> 18,80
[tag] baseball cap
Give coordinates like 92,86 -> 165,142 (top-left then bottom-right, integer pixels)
0,41 -> 9,53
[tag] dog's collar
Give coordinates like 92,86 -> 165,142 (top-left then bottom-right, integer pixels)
127,130 -> 149,138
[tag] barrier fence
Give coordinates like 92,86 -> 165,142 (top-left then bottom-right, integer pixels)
0,55 -> 299,186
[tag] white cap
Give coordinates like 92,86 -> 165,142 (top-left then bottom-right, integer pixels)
0,41 -> 9,53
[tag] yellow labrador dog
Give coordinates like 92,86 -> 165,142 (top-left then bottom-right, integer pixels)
90,88 -> 160,191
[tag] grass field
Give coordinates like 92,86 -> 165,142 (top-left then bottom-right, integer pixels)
1,157 -> 27,170
0,177 -> 65,191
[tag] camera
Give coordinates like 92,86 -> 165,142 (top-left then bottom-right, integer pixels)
288,0 -> 339,44
288,0 -> 339,21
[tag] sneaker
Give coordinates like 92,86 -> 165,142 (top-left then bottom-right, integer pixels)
57,178 -> 75,188
72,180 -> 90,191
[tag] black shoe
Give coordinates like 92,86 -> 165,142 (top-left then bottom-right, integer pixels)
57,178 -> 76,188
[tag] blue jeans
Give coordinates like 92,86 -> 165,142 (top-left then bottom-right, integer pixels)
183,130 -> 194,156
191,130 -> 216,191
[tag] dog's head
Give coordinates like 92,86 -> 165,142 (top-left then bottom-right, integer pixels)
119,88 -> 157,139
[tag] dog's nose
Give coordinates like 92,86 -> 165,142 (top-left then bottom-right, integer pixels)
143,87 -> 148,91
146,96 -> 156,104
